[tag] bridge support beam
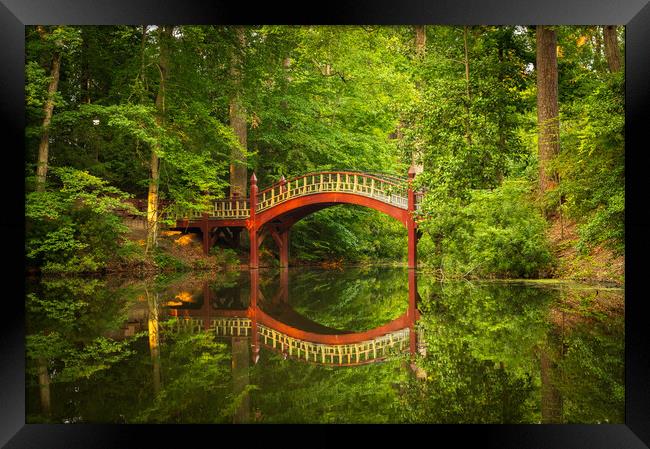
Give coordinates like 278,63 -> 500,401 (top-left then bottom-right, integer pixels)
407,165 -> 418,269
249,173 -> 259,269
279,230 -> 290,268
250,270 -> 260,364
202,213 -> 210,255
269,226 -> 290,268
249,228 -> 259,269
407,221 -> 418,269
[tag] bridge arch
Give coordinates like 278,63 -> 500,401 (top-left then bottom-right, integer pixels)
164,273 -> 420,366
255,192 -> 410,228
248,169 -> 420,269
169,168 -> 421,268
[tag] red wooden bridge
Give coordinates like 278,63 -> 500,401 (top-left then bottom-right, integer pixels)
166,167 -> 423,268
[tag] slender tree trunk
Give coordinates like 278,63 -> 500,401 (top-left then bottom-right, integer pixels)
145,26 -> 172,254
35,52 -> 61,192
496,43 -> 506,183
280,56 -> 292,111
37,358 -> 51,417
229,26 -> 248,199
463,26 -> 472,147
232,336 -> 251,423
146,289 -> 161,396
415,25 -> 426,58
80,28 -> 91,105
536,25 -> 560,194
140,25 -> 147,101
540,349 -> 563,423
412,25 -> 426,173
603,25 -> 622,73
592,26 -> 603,72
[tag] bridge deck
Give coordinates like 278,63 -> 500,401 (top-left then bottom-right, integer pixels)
163,171 -> 423,222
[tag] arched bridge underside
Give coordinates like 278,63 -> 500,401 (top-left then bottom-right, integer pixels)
167,307 -> 420,367
163,274 -> 422,366
168,170 -> 423,268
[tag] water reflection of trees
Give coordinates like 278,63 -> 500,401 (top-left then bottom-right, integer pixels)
399,282 -> 624,424
25,276 -> 240,424
25,273 -> 624,424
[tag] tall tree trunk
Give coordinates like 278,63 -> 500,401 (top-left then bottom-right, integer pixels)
412,25 -> 426,173
232,336 -> 251,423
229,26 -> 248,199
415,25 -> 426,58
536,25 -> 560,194
603,25 -> 622,73
281,56 -> 292,110
37,358 -> 51,417
139,25 -> 148,102
80,28 -> 91,105
146,289 -> 161,396
145,26 -> 172,254
463,26 -> 472,147
540,349 -> 563,423
35,51 -> 61,192
592,26 -> 604,72
496,41 -> 506,183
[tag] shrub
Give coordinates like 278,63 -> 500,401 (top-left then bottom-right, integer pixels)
210,247 -> 240,267
419,180 -> 553,278
25,168 -> 137,273
154,252 -> 189,271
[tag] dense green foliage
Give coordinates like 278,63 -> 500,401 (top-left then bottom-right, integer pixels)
281,267 -> 410,330
26,167 -> 138,273
418,180 -> 553,277
24,25 -> 624,425
25,25 -> 623,276
26,269 -> 624,423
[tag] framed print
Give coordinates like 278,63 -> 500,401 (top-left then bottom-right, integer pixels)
2,0 -> 649,447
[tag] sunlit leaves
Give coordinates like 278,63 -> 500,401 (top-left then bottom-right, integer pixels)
25,167 -> 135,272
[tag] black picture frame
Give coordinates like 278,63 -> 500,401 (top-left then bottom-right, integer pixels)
2,0 -> 649,447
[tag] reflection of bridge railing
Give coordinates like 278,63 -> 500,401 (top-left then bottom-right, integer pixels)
162,171 -> 424,221
258,324 -> 409,366
167,316 -> 410,366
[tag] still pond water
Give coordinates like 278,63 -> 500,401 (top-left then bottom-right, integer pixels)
26,267 -> 624,424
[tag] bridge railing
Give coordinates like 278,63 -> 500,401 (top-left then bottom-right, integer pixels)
257,172 -> 410,212
213,198 -> 251,219
162,199 -> 251,220
161,171 -> 424,221
166,316 -> 410,366
163,204 -> 207,221
257,324 -> 410,365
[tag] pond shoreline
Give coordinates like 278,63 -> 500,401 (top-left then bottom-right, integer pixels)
25,218 -> 624,288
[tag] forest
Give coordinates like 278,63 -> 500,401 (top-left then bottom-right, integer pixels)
25,25 -> 625,283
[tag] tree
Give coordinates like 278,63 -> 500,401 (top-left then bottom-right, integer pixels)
536,25 -> 560,195
33,27 -> 80,191
145,26 -> 173,254
602,25 -> 622,73
412,25 -> 426,173
229,26 -> 248,198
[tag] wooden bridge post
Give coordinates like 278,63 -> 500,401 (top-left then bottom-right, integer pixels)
407,165 -> 418,269
408,269 -> 418,359
202,212 -> 210,255
250,269 -> 260,364
279,266 -> 289,303
279,175 -> 287,194
249,173 -> 259,269
279,229 -> 290,268
203,282 -> 211,331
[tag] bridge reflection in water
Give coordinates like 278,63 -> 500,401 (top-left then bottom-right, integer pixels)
162,269 -> 423,367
